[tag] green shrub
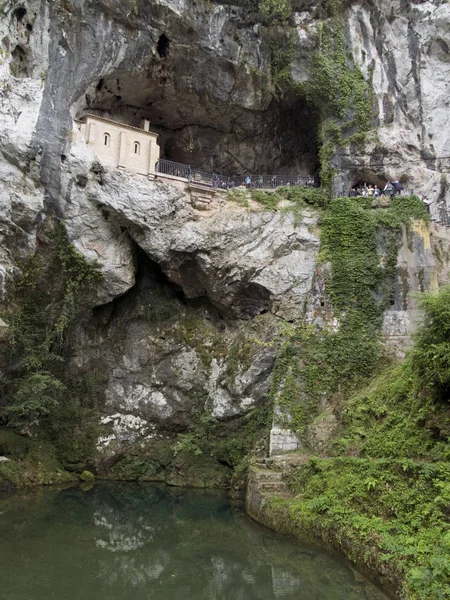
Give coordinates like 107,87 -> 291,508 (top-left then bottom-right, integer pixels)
410,286 -> 450,404
274,457 -> 450,600
1,221 -> 103,466
259,0 -> 292,24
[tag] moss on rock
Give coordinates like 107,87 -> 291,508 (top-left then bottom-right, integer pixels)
0,428 -> 75,490
79,470 -> 95,482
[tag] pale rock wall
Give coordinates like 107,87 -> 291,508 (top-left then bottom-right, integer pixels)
336,0 -> 450,211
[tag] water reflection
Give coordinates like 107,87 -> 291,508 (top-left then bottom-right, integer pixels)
0,483 -> 388,600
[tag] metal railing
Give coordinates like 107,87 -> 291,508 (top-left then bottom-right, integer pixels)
155,159 -> 191,180
155,159 -> 315,190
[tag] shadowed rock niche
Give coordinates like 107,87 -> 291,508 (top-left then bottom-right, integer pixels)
79,53 -> 320,178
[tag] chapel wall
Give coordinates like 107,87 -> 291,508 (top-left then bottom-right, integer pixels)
83,117 -> 160,175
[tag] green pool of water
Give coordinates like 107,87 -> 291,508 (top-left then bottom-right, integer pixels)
0,483 -> 388,600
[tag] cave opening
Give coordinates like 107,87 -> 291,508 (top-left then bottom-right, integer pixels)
75,62 -> 320,180
93,241 -> 227,329
12,6 -> 26,22
157,34 -> 170,58
11,44 -> 30,78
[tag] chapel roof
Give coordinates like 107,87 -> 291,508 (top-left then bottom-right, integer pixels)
79,113 -> 159,137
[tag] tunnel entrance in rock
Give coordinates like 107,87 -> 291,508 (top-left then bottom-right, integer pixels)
12,6 -> 26,21
76,66 -> 320,179
93,243 -> 227,329
10,44 -> 30,78
93,245 -> 187,326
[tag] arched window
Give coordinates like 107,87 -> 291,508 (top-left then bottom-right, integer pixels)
104,133 -> 110,147
134,141 -> 140,155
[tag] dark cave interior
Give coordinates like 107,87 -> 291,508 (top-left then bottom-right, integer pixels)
76,57 -> 320,179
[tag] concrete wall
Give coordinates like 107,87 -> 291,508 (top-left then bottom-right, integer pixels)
80,117 -> 160,175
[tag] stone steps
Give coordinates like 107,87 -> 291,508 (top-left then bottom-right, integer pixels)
257,482 -> 288,492
249,462 -> 291,498
252,471 -> 284,482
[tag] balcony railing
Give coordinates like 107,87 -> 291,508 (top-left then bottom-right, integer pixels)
154,159 -> 315,189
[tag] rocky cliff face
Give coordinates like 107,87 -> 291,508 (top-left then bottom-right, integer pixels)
0,0 -> 449,484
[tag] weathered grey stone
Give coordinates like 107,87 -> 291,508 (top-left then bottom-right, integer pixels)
269,424 -> 301,457
305,408 -> 338,453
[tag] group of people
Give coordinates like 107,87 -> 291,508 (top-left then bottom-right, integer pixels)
212,175 -> 315,190
243,175 -> 315,189
349,180 -> 404,198
158,160 -> 316,191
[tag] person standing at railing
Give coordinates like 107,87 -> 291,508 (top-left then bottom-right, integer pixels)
258,175 -> 263,188
271,176 -> 276,189
392,180 -> 403,195
422,195 -> 432,215
383,182 -> 395,198
245,176 -> 252,189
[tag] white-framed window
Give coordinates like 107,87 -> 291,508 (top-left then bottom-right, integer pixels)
104,133 -> 110,147
134,141 -> 140,155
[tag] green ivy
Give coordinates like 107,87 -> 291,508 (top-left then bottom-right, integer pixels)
306,13 -> 373,189
2,220 -> 103,464
259,0 -> 292,24
270,196 -> 429,437
251,185 -> 330,212
263,0 -> 373,190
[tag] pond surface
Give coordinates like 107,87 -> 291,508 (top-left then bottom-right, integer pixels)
0,483 -> 388,600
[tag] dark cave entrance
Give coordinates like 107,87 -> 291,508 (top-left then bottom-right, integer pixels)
92,242 -> 228,328
157,34 -> 170,59
75,64 -> 320,179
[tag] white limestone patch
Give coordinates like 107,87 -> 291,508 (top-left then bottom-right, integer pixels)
211,389 -> 256,419
105,382 -> 174,419
211,387 -> 235,418
98,412 -> 154,446
171,348 -> 201,388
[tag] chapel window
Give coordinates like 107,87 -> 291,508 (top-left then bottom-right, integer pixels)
104,133 -> 110,147
134,142 -> 140,155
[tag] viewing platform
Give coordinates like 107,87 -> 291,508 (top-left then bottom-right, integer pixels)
154,159 -> 316,191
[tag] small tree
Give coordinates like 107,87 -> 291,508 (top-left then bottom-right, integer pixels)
6,371 -> 67,427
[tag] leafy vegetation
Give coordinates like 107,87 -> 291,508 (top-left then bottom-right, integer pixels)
1,220 -> 103,468
331,287 -> 450,463
0,427 -> 76,489
262,0 -> 372,190
266,456 -> 450,600
308,19 -> 373,187
410,286 -> 450,405
263,276 -> 450,599
270,196 -> 429,437
259,0 -> 292,24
